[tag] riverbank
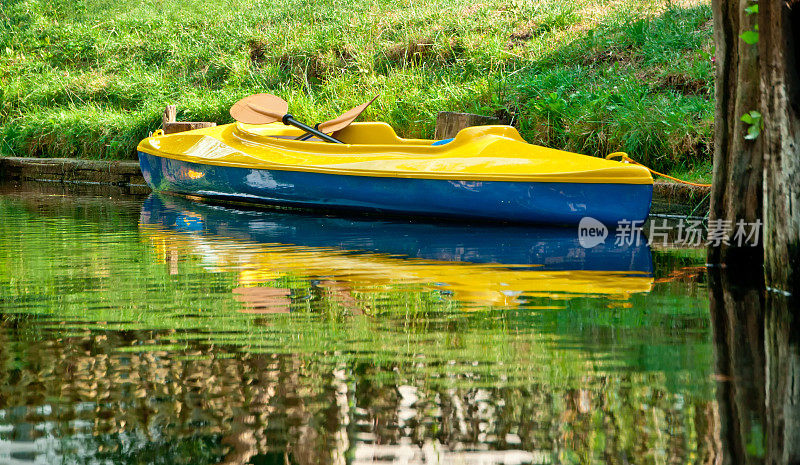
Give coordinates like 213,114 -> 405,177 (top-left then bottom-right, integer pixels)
1,0 -> 713,181
0,156 -> 148,195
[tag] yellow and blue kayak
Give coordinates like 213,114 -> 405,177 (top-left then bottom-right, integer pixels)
137,121 -> 653,224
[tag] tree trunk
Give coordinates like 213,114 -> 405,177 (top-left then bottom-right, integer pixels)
760,2 -> 800,293
709,0 -> 764,266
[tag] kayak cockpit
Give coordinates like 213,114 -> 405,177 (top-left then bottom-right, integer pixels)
235,121 -> 438,146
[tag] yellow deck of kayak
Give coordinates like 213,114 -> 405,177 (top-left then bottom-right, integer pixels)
137,122 -> 654,184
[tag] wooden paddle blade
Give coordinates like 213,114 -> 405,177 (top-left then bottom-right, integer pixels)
230,93 -> 289,124
318,95 -> 378,133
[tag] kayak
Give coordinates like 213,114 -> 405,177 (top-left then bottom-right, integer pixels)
137,121 -> 653,225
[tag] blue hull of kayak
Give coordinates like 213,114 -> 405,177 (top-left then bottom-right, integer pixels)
138,152 -> 652,225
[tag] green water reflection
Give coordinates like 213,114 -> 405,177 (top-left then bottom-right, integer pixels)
0,185 -> 714,464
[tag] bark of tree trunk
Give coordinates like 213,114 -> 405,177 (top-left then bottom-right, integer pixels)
759,1 -> 800,293
709,0 -> 763,266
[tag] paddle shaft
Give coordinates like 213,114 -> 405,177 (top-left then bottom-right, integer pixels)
282,115 -> 342,144
295,126 -> 318,141
246,102 -> 342,143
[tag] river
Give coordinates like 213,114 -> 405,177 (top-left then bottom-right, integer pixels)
0,181 -> 792,464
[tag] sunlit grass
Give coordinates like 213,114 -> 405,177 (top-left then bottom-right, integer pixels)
0,0 -> 712,175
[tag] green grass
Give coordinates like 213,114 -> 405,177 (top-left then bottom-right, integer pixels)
0,0 -> 713,176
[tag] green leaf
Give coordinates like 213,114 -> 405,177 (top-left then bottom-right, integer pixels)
741,30 -> 759,44
745,4 -> 758,14
742,111 -> 762,140
745,124 -> 760,140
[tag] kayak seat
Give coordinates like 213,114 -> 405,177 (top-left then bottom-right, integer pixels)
333,122 -> 431,145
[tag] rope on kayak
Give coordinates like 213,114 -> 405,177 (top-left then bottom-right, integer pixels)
605,152 -> 713,188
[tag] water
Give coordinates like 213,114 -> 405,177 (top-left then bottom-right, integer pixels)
0,182 -> 717,464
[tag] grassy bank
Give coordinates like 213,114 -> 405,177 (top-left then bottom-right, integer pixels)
0,0 -> 713,178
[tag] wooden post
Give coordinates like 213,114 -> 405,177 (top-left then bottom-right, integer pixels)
434,112 -> 501,140
162,121 -> 217,134
163,105 -> 177,127
161,105 -> 217,135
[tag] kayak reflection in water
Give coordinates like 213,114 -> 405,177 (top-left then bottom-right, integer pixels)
139,194 -> 654,311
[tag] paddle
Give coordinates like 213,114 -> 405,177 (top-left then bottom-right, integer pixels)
296,95 -> 379,141
230,93 -> 343,144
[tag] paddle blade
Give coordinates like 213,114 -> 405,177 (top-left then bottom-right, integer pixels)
230,93 -> 289,124
318,95 -> 379,133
